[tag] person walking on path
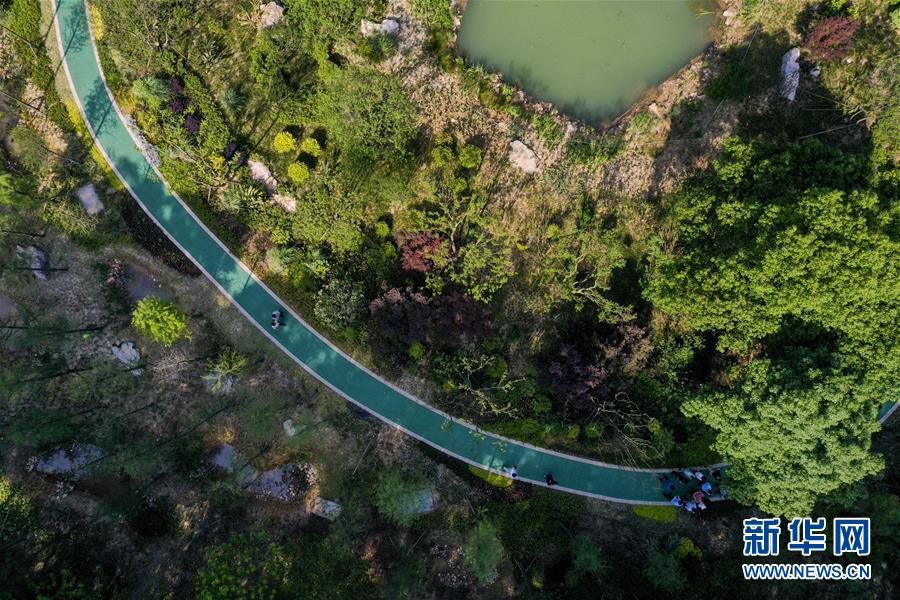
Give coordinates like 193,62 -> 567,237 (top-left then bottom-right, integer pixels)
545,472 -> 558,487
659,475 -> 676,493
502,465 -> 518,479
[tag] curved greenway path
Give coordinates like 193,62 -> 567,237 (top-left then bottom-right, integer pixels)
53,0 -> 897,506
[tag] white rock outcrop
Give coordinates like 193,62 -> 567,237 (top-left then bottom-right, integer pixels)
248,159 -> 278,192
259,2 -> 284,28
112,341 -> 143,375
779,48 -> 801,102
76,183 -> 104,215
361,18 -> 400,37
273,193 -> 296,212
509,140 -> 538,174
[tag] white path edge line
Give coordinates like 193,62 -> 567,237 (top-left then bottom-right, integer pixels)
52,0 -> 894,505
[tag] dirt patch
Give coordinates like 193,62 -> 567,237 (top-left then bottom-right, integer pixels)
124,262 -> 170,302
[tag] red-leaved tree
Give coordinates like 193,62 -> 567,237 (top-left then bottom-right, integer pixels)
804,16 -> 859,61
396,231 -> 445,273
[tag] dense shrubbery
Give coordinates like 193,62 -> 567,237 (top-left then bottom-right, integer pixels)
648,136 -> 897,514
131,297 -> 190,346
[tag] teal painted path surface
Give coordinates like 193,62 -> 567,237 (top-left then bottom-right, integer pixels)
53,0 -> 895,506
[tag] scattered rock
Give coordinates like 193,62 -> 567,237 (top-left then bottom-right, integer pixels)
723,9 -> 736,19
648,102 -> 662,119
210,443 -> 318,502
258,2 -> 284,28
248,159 -> 278,192
123,114 -> 161,168
111,341 -> 143,375
810,66 -> 821,79
26,444 -> 103,476
273,193 -> 296,213
75,183 -> 104,215
779,47 -> 801,102
246,462 -> 318,502
361,18 -> 400,37
311,497 -> 342,521
15,245 -> 50,280
508,140 -> 538,174
283,418 -> 297,437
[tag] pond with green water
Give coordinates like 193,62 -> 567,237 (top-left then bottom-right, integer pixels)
457,0 -> 717,123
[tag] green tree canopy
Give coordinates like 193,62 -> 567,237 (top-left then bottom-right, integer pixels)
373,471 -> 424,527
463,521 -> 504,584
311,64 -> 417,169
683,348 -> 884,516
131,297 -> 190,346
646,137 -> 899,379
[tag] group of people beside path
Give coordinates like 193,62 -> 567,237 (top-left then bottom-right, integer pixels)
501,465 -> 558,487
661,467 -> 726,515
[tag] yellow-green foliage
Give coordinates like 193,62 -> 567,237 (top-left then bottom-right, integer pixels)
675,537 -> 703,559
287,162 -> 310,183
132,297 -> 191,346
89,4 -> 105,40
468,465 -> 513,488
300,137 -> 322,157
273,131 -> 297,154
632,504 -> 677,522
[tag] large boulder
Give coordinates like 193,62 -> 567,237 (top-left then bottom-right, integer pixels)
248,159 -> 278,192
361,18 -> 400,37
509,140 -> 538,174
311,497 -> 342,521
259,2 -> 284,28
112,341 -> 143,375
15,245 -> 50,280
779,47 -> 801,102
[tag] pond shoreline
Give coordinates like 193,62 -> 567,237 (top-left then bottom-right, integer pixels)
450,0 -> 730,132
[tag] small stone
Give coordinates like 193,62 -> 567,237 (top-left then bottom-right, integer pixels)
648,102 -> 662,119
723,9 -> 736,18
283,418 -> 296,437
75,183 -> 104,215
509,140 -> 538,174
810,66 -> 821,79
